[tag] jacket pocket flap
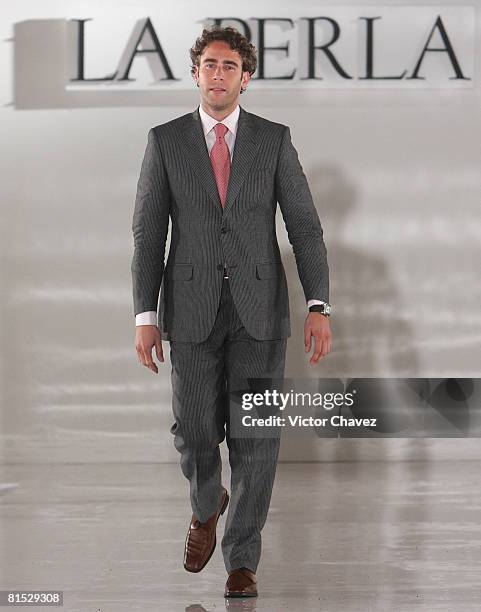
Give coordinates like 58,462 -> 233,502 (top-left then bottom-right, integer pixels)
256,262 -> 281,279
170,264 -> 193,280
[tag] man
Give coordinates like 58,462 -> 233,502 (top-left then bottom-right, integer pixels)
132,25 -> 332,598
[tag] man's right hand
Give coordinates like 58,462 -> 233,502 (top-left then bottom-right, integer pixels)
135,325 -> 164,374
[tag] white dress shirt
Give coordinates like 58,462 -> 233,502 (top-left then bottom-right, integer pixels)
135,104 -> 325,326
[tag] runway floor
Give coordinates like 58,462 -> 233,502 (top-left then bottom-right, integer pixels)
1,460 -> 480,611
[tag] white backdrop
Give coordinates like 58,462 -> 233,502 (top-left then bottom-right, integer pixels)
1,1 -> 480,463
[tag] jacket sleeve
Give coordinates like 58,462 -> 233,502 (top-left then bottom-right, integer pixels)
131,128 -> 171,316
275,126 -> 329,303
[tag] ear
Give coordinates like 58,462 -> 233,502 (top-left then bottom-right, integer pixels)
241,70 -> 251,88
193,64 -> 199,84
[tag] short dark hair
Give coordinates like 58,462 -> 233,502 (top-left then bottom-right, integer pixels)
189,25 -> 257,93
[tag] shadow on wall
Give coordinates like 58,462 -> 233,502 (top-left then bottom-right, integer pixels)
278,162 -> 421,460
282,162 -> 420,380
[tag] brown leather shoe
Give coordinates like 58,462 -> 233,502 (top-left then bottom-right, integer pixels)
183,487 -> 229,573
224,567 -> 258,598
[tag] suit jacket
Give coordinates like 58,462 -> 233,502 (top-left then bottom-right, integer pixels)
131,105 -> 329,343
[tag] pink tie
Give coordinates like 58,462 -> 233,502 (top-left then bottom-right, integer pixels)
209,123 -> 231,208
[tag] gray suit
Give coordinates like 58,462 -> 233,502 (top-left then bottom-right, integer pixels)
131,105 -> 329,342
131,105 -> 329,573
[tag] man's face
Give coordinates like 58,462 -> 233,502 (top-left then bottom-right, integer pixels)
193,40 -> 251,113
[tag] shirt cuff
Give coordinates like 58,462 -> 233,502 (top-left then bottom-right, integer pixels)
135,311 -> 158,326
307,299 -> 327,309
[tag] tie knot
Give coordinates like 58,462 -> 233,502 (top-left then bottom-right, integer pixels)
214,123 -> 228,139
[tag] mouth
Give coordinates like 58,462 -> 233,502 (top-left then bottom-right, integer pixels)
210,87 -> 226,92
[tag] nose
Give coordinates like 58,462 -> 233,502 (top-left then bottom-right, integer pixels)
213,65 -> 224,79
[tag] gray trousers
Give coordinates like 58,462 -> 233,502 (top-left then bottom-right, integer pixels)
169,277 -> 287,573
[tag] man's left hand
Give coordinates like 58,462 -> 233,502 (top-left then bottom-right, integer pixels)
304,313 -> 332,365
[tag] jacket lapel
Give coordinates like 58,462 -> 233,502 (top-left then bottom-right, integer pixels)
179,105 -> 260,215
180,107 -> 222,210
223,106 -> 259,215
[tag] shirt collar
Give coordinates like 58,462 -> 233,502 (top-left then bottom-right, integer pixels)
198,104 -> 240,137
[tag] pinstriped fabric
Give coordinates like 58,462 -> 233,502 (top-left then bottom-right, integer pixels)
131,128 -> 170,314
130,105 -> 329,343
169,278 -> 286,573
131,106 -> 327,574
